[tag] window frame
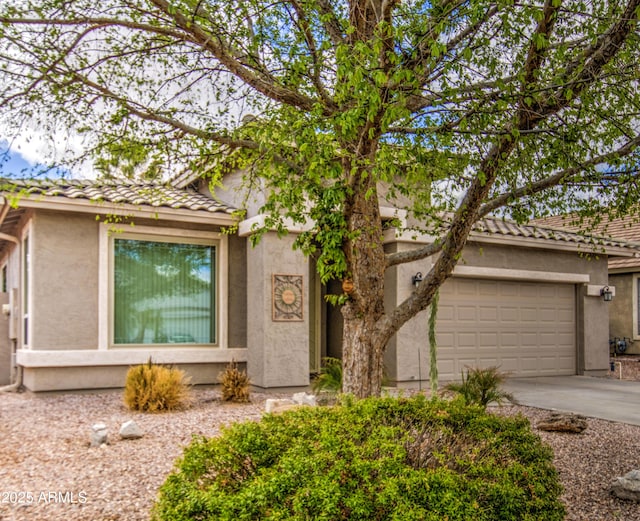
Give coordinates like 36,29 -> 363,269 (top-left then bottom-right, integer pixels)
21,223 -> 32,349
634,274 -> 640,340
99,224 -> 228,350
2,262 -> 7,293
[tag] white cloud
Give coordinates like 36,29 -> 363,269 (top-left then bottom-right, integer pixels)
1,126 -> 98,179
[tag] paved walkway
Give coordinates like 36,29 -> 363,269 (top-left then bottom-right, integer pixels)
504,376 -> 640,426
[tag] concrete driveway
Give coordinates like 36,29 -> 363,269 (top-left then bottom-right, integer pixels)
503,376 -> 640,426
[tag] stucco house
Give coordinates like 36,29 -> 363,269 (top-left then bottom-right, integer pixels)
535,213 -> 640,355
0,177 -> 637,391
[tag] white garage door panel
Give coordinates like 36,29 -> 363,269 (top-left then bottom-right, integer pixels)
437,278 -> 576,380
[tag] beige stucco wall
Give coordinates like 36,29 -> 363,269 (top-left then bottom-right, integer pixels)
12,209 -> 250,391
382,241 -> 432,383
246,231 -> 310,390
21,361 -> 241,392
227,234 -> 247,348
0,240 -> 22,385
608,273 -> 639,354
576,284 -> 611,374
460,242 -> 607,282
0,293 -> 10,385
30,211 -> 100,350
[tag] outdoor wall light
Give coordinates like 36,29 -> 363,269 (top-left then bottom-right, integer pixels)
601,286 -> 613,302
412,272 -> 424,288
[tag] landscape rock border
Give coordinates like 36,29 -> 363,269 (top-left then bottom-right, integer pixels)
536,412 -> 588,433
90,420 -> 145,447
611,469 -> 640,502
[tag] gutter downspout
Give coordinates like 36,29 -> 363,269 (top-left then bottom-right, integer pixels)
0,196 -> 23,392
0,361 -> 22,392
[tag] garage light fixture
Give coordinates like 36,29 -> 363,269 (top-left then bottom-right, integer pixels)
601,286 -> 613,302
412,272 -> 424,288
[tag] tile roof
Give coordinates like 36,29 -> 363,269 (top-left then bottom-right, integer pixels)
0,178 -> 235,214
2,179 -> 638,260
532,214 -> 640,270
467,216 -> 640,256
534,213 -> 640,241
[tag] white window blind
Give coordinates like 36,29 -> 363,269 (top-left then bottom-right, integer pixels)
113,238 -> 216,345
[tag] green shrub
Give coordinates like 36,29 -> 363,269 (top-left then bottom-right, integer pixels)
311,356 -> 343,393
446,366 -> 515,409
152,395 -> 564,521
123,359 -> 191,412
218,359 -> 251,402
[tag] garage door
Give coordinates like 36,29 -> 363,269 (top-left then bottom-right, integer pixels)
436,278 -> 576,380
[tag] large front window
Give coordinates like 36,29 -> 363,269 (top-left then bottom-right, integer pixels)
113,237 -> 216,345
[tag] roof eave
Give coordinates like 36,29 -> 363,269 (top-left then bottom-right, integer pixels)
467,232 -> 640,257
7,194 -> 237,226
384,228 -> 640,257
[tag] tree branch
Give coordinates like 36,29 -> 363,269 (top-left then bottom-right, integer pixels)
378,0 -> 640,342
385,240 -> 443,268
1,6 -> 329,115
479,134 -> 640,217
148,0 -> 328,114
404,2 -> 500,112
530,0 -> 640,123
287,0 -> 336,109
316,0 -> 346,46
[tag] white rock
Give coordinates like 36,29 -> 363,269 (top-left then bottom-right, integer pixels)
90,423 -> 108,447
292,392 -> 317,406
119,420 -> 144,440
269,403 -> 304,414
265,398 -> 295,413
611,469 -> 640,501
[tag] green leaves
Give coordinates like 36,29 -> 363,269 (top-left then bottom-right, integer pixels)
2,0 -> 636,219
153,396 -> 565,520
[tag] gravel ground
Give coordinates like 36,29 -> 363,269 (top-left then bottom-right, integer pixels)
0,374 -> 639,521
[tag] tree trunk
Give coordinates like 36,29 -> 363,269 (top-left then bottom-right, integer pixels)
341,307 -> 386,397
339,165 -> 388,398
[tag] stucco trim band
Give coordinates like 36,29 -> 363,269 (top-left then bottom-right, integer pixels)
452,265 -> 590,284
16,348 -> 248,368
237,214 -> 313,236
585,284 -> 616,297
238,207 -> 407,237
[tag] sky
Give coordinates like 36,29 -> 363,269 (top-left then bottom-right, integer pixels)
0,139 -> 86,179
0,143 -> 35,177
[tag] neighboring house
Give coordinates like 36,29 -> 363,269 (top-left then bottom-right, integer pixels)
535,214 -> 640,355
0,177 -> 637,391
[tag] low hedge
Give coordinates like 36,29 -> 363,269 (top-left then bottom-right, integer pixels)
152,395 -> 564,521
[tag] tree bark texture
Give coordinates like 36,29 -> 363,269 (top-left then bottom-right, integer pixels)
340,167 -> 388,397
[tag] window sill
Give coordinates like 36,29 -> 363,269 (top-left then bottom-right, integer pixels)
16,347 -> 247,368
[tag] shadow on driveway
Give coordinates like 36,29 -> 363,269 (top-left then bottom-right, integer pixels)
503,376 -> 640,426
